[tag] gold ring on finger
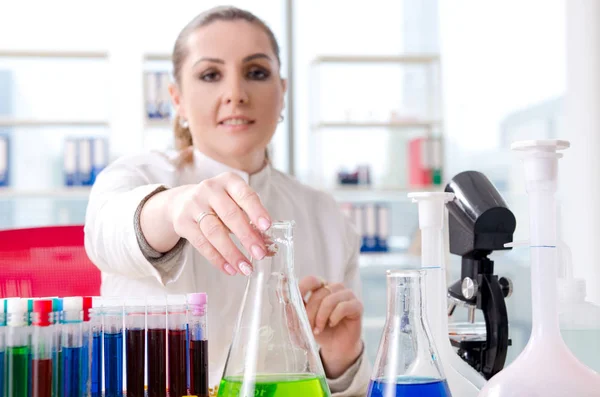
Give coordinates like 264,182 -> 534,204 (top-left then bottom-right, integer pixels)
196,211 -> 218,226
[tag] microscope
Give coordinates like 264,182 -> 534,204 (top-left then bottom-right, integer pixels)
444,171 -> 516,380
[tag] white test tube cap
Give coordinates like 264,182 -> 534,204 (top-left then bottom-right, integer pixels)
6,298 -> 29,327
408,192 -> 455,230
63,296 -> 83,312
511,140 -> 570,186
6,298 -> 28,314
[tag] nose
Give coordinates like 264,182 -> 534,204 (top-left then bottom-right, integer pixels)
223,75 -> 249,105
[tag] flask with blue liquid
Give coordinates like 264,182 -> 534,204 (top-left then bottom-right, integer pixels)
367,269 -> 452,397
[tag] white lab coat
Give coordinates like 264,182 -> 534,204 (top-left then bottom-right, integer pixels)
84,149 -> 371,396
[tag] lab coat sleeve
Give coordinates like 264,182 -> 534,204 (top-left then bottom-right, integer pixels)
84,158 -> 187,285
327,217 -> 372,397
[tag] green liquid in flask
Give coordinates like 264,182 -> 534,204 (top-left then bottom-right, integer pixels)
217,374 -> 329,397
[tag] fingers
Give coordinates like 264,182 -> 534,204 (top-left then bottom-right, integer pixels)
178,220 -> 236,276
304,283 -> 345,331
314,289 -> 358,334
198,212 -> 254,276
219,173 -> 271,232
207,187 -> 267,262
328,299 -> 363,328
299,275 -> 326,299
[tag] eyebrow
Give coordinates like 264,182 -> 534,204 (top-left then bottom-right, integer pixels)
193,53 -> 272,67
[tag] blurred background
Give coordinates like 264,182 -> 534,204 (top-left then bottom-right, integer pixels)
1,0 -> 598,371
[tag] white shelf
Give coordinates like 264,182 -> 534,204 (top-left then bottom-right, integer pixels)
312,54 -> 440,65
327,185 -> 443,202
0,50 -> 109,59
144,53 -> 171,61
314,120 -> 441,130
144,118 -> 172,128
0,187 -> 92,199
0,118 -> 109,127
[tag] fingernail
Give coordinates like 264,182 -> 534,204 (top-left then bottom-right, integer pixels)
224,264 -> 237,275
258,217 -> 271,231
251,244 -> 266,260
313,327 -> 321,335
239,261 -> 253,276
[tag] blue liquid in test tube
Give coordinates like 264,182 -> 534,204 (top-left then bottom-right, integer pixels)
104,332 -> 123,397
103,298 -> 124,397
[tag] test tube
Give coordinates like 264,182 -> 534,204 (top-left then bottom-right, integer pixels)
31,300 -> 54,397
188,293 -> 209,397
168,295 -> 188,397
103,297 -> 124,397
6,298 -> 30,397
125,297 -> 146,397
0,299 -> 7,397
61,297 -> 84,397
80,296 -> 93,397
51,298 -> 63,397
89,298 -> 103,397
146,296 -> 167,397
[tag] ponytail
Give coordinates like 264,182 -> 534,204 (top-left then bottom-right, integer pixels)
172,114 -> 194,168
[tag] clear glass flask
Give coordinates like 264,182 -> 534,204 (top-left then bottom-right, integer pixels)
368,269 -> 452,397
218,221 -> 331,397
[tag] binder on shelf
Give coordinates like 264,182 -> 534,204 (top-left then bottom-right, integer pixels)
145,71 -> 172,121
158,72 -> 172,119
408,137 -> 432,187
64,137 -> 109,187
0,133 -> 9,187
91,137 -> 108,183
78,138 -> 93,186
145,71 -> 159,119
64,138 -> 77,186
353,204 -> 366,252
376,204 -> 390,252
431,137 -> 443,185
364,204 -> 378,252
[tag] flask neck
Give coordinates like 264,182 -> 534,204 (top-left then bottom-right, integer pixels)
386,271 -> 425,325
252,221 -> 295,276
528,190 -> 561,339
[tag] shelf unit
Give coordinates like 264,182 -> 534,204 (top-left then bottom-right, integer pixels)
0,50 -> 111,129
314,120 -> 441,130
0,50 -> 109,59
0,118 -> 109,128
0,49 -> 110,202
0,187 -> 91,199
308,53 -> 444,192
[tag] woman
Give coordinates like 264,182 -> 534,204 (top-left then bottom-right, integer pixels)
84,6 -> 370,396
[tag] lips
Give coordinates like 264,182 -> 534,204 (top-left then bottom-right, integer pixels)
219,116 -> 256,126
221,118 -> 253,125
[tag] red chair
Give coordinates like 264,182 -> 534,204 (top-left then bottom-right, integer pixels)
0,225 -> 101,298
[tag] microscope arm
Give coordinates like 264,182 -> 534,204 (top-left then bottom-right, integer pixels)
480,273 -> 510,378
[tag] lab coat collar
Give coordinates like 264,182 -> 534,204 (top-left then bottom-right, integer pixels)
192,149 -> 272,200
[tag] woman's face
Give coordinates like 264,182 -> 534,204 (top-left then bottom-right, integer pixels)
172,20 -> 286,164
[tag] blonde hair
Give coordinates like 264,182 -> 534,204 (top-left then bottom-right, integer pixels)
171,6 -> 281,166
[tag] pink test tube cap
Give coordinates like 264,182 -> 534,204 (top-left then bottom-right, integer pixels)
187,293 -> 207,315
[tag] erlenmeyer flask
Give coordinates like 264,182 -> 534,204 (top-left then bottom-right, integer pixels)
218,221 -> 331,397
368,269 -> 452,397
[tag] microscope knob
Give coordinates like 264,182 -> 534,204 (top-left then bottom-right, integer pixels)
499,276 -> 513,298
461,277 -> 479,300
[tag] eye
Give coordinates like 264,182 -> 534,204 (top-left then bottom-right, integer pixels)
200,70 -> 221,82
247,67 -> 270,81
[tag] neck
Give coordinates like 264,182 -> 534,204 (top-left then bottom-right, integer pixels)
196,145 -> 267,174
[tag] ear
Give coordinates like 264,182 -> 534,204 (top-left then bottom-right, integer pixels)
169,83 -> 186,118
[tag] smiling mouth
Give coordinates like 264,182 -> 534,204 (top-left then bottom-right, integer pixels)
219,118 -> 256,126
